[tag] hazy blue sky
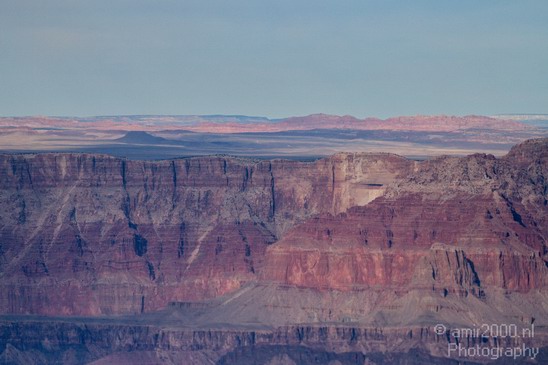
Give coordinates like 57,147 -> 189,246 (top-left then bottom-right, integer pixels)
1,1 -> 547,118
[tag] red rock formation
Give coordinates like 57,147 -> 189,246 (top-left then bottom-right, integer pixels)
261,140 -> 548,295
0,138 -> 546,318
0,152 -> 412,314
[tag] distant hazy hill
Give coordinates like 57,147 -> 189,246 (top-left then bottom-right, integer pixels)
115,131 -> 176,145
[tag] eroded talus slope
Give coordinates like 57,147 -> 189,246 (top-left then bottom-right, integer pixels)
0,151 -> 411,315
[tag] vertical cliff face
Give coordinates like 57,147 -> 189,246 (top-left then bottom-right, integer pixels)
261,139 -> 548,297
0,139 -> 546,316
0,152 -> 412,315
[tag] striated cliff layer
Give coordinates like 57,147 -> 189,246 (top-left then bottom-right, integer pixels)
0,140 -> 546,316
0,151 -> 412,315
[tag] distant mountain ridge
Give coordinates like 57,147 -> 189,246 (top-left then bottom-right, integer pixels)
0,113 -> 531,133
